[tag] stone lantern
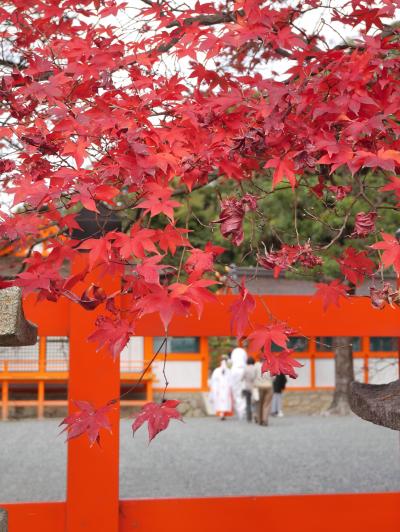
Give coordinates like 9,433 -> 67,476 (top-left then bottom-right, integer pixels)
0,285 -> 39,530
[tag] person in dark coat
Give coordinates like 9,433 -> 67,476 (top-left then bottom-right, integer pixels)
271,374 -> 287,417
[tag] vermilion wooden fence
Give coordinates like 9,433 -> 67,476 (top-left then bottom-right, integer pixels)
1,256 -> 399,531
3,492 -> 400,532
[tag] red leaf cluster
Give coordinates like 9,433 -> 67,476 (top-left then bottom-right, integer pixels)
370,283 -> 400,310
338,248 -> 375,286
261,350 -> 302,379
248,322 -> 292,354
248,322 -> 302,379
230,278 -> 256,338
314,280 -> 349,311
258,243 -> 322,278
88,316 -> 135,360
370,233 -> 400,275
352,212 -> 377,238
132,401 -> 182,442
60,401 -> 113,447
0,0 -> 398,441
216,194 -> 257,246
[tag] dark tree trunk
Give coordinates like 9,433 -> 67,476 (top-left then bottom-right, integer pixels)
327,337 -> 354,415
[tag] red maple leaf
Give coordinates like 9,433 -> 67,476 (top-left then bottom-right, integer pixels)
114,225 -> 158,260
88,316 -> 135,359
10,179 -> 49,208
132,400 -> 182,442
380,176 -> 400,204
352,211 -> 377,238
135,286 -> 192,329
184,248 -> 215,280
338,248 -> 375,286
329,185 -> 353,201
230,279 -> 256,338
349,149 -> 400,174
72,184 -> 98,213
168,279 -> 217,319
61,138 -> 89,168
78,237 -> 112,269
261,350 -> 302,379
137,183 -> 181,221
370,233 -> 400,275
60,400 -> 113,447
93,184 -> 120,203
264,155 -> 297,189
248,322 -> 290,354
314,280 -> 349,311
157,225 -> 190,255
15,270 -> 52,294
216,198 -> 246,246
184,242 -> 224,282
136,255 -> 165,285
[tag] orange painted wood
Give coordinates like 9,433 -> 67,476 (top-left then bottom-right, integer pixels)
1,502 -> 65,532
200,336 -> 209,390
2,493 -> 400,532
132,295 -> 400,337
66,256 -> 120,532
1,381 -> 8,420
22,293 -> 400,338
119,492 -> 400,532
23,295 -> 69,336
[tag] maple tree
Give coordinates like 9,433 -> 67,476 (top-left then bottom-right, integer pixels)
0,0 -> 399,442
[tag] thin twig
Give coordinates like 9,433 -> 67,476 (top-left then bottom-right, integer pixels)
108,337 -> 167,404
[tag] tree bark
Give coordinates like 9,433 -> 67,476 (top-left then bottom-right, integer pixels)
327,337 -> 354,415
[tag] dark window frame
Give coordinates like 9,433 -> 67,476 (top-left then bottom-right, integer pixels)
153,336 -> 201,354
315,337 -> 362,352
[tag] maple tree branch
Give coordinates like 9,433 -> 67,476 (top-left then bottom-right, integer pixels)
13,229 -> 69,276
0,57 -> 25,70
321,195 -> 360,250
161,333 -> 169,400
108,337 -> 167,405
172,172 -> 220,196
157,36 -> 181,54
166,12 -> 236,29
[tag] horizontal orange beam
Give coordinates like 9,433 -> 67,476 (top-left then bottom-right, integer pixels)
2,400 -> 67,407
22,294 -> 400,337
120,492 -> 400,532
0,373 -> 69,381
3,492 -> 400,532
133,295 -> 400,337
2,502 -> 65,532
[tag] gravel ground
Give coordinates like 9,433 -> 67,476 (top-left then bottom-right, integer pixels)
0,415 -> 399,502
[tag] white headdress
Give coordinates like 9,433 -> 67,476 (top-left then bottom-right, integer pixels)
230,347 -> 247,368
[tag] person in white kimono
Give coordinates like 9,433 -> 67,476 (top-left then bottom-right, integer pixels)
230,346 -> 248,420
210,356 -> 233,420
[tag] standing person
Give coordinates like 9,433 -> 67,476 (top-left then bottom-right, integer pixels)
254,360 -> 273,426
271,373 -> 287,417
230,346 -> 248,420
210,356 -> 233,420
242,356 -> 257,422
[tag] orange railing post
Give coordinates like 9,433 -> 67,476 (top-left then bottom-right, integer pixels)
1,378 -> 8,421
66,255 -> 120,532
37,336 -> 46,419
309,337 -> 316,390
362,336 -> 369,383
200,336 -> 209,391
